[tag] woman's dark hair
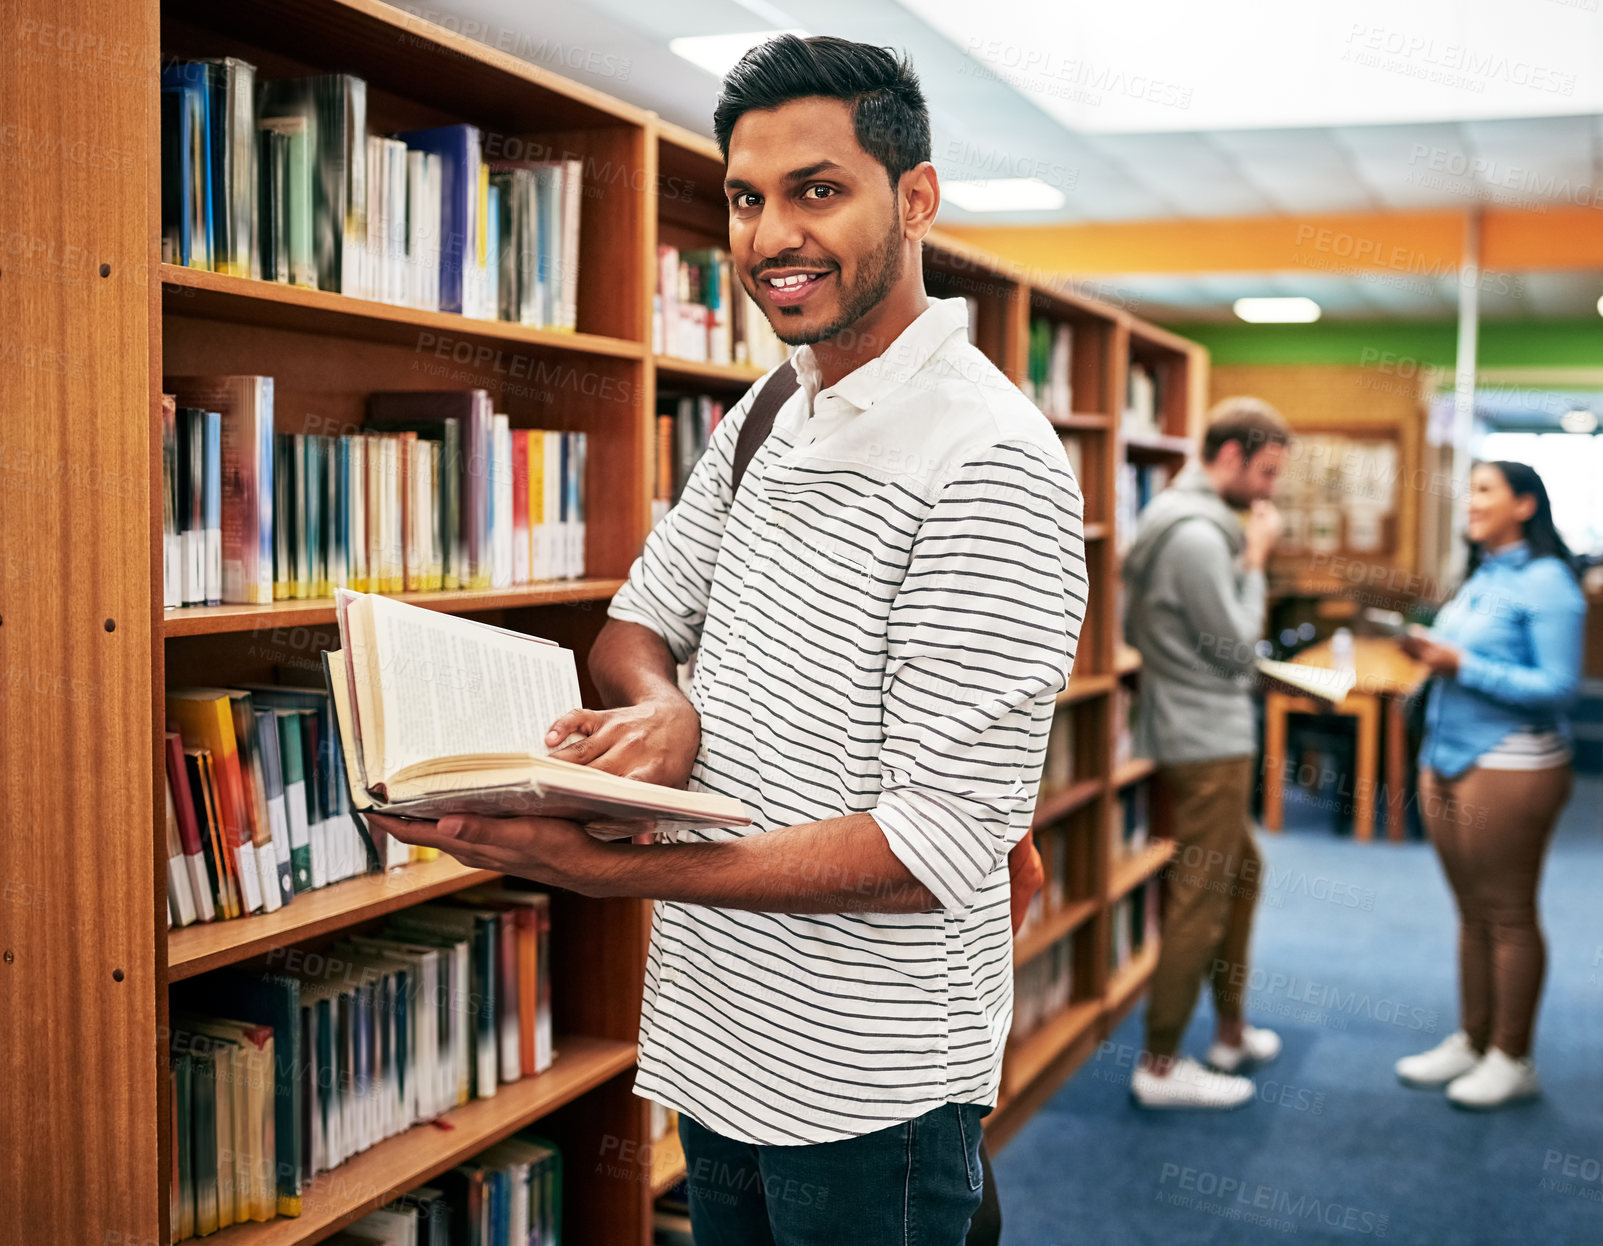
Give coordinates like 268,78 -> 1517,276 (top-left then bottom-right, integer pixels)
1466,459 -> 1581,579
712,35 -> 930,188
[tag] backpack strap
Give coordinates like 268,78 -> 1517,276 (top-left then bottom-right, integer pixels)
730,359 -> 799,499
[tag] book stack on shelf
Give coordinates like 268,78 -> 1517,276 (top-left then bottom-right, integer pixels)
1111,880 -> 1161,976
653,244 -> 786,368
653,393 -> 726,524
1113,783 -> 1151,864
1042,707 -> 1077,796
1025,317 -> 1073,420
1123,360 -> 1160,437
1113,682 -> 1138,769
160,378 -> 589,611
166,887 -> 554,1240
1013,931 -> 1077,1043
160,59 -> 582,328
331,1132 -> 562,1245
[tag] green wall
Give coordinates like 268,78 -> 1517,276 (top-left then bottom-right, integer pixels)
1165,318 -> 1603,371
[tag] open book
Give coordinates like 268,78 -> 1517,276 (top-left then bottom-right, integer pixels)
325,589 -> 750,837
1256,658 -> 1357,708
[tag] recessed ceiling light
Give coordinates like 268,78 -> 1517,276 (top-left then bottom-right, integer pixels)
942,178 -> 1066,212
1234,297 -> 1321,323
668,30 -> 808,79
1561,409 -> 1598,433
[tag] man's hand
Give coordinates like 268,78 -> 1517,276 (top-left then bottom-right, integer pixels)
366,812 -> 615,893
544,696 -> 700,787
1008,834 -> 1045,936
1242,499 -> 1283,571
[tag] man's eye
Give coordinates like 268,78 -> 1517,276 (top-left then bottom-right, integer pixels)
802,185 -> 835,200
731,192 -> 760,210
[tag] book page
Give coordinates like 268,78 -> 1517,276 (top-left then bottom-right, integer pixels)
364,594 -> 582,779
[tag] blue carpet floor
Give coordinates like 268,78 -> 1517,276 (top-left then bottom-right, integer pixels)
993,776 -> 1603,1246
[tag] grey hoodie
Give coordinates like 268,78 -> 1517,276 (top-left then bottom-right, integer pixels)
1121,462 -> 1266,764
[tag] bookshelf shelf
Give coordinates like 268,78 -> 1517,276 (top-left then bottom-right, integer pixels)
166,859 -> 501,981
1112,757 -> 1158,789
1110,839 -> 1176,903
160,265 -> 647,361
653,354 -> 767,387
197,1036 -> 639,1246
1083,522 -> 1109,541
1014,897 -> 1100,968
1115,645 -> 1143,676
1002,999 -> 1102,1099
1058,674 -> 1115,705
1033,779 -> 1103,828
1051,413 -> 1112,431
1106,943 -> 1162,1016
162,579 -> 627,637
1122,430 -> 1194,460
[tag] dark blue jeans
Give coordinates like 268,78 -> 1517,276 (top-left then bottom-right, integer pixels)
678,1103 -> 987,1246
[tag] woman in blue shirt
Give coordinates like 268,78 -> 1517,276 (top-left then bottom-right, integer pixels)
1392,461 -> 1585,1111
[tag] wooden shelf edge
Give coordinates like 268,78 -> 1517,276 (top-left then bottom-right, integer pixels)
199,1036 -> 638,1246
1013,897 -> 1099,967
648,1125 -> 688,1198
1050,413 -> 1112,431
1106,942 -> 1162,1014
164,579 -> 627,637
1114,645 -> 1142,676
652,354 -> 768,386
1109,838 -> 1176,902
1111,757 -> 1156,789
166,860 -> 502,981
160,264 -> 647,361
1057,673 -> 1114,705
1002,998 -> 1101,1099
1121,430 -> 1193,458
1083,522 -> 1109,541
654,117 -> 722,163
1032,778 -> 1102,828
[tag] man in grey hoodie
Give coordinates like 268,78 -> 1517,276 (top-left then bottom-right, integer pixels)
1122,396 -> 1290,1110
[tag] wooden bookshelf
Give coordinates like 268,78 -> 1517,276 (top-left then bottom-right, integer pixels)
649,1126 -> 688,1198
1013,897 -> 1100,968
3,1 -> 1208,1237
198,1036 -> 638,1246
1032,778 -> 1103,828
1110,839 -> 1177,903
167,859 -> 500,981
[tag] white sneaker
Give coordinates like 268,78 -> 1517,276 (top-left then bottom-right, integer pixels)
1446,1048 -> 1541,1111
1206,1025 -> 1282,1073
1131,1056 -> 1255,1110
1395,1031 -> 1481,1089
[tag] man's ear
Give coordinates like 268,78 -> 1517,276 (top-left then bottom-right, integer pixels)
900,161 -> 939,242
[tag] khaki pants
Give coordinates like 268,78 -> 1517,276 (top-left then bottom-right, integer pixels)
1420,764 -> 1572,1058
1144,756 -> 1260,1057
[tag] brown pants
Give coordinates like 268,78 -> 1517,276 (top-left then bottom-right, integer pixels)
1419,764 -> 1572,1058
1144,756 -> 1260,1057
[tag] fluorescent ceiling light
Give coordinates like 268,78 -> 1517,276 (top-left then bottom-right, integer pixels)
943,177 -> 1066,212
1560,409 -> 1598,433
1234,297 -> 1321,323
669,30 -> 807,79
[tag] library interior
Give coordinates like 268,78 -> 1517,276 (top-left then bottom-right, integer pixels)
6,2 -> 1603,1244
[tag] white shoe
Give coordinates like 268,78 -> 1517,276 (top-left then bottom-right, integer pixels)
1446,1048 -> 1541,1111
1206,1025 -> 1282,1073
1131,1056 -> 1255,1110
1395,1031 -> 1481,1089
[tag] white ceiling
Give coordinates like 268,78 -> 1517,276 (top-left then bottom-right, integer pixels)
424,0 -> 1603,318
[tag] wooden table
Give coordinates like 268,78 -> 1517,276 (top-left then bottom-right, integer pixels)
1262,637 -> 1426,841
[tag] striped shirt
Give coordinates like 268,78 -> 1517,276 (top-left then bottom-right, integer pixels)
610,296 -> 1086,1145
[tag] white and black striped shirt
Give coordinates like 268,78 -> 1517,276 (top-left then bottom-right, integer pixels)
610,297 -> 1086,1144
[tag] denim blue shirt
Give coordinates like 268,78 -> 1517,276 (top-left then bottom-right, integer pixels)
1421,541 -> 1587,779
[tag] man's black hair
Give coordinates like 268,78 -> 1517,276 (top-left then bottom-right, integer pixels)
712,35 -> 931,187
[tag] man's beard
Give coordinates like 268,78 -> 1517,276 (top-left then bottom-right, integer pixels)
767,217 -> 904,347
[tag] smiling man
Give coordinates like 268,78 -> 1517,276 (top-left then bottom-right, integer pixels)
372,35 -> 1084,1244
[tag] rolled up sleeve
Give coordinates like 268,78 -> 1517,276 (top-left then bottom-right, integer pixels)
872,443 -> 1087,913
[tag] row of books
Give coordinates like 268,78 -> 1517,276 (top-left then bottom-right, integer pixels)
1113,680 -> 1139,768
1123,360 -> 1161,436
167,890 -> 555,1239
161,378 -> 589,609
1042,708 -> 1078,793
1013,929 -> 1076,1041
1112,880 -> 1160,973
653,244 -> 785,369
160,61 -> 581,328
332,1134 -> 562,1246
653,393 -> 725,524
1113,462 -> 1173,557
165,681 -> 372,925
1025,318 -> 1073,420
1114,783 -> 1151,861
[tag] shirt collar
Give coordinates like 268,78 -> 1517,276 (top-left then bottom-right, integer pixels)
1481,538 -> 1531,568
790,297 -> 970,414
